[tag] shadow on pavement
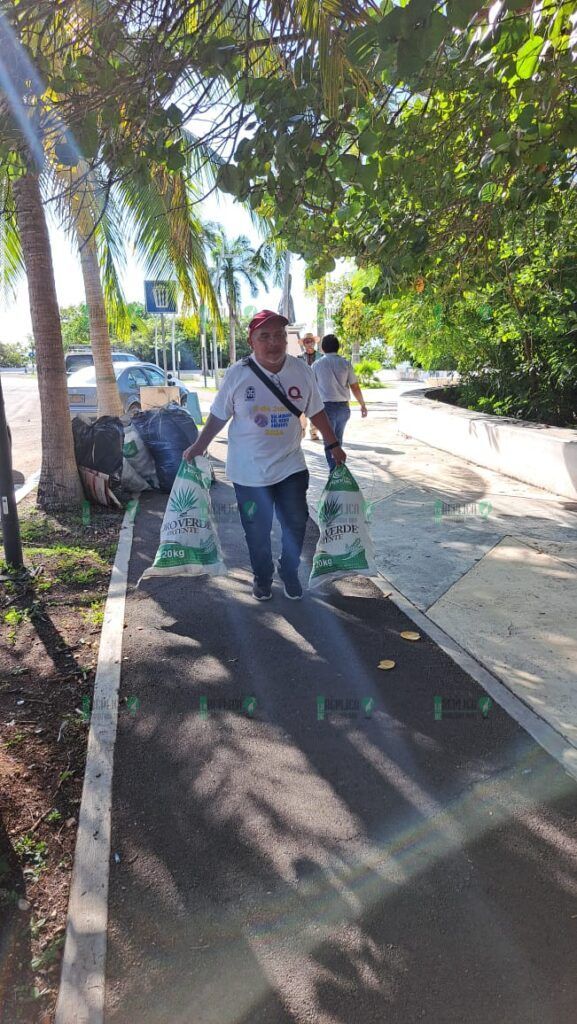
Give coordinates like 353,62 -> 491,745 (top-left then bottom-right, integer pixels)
104,475 -> 577,1024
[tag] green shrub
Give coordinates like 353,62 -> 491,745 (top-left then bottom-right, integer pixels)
354,359 -> 381,385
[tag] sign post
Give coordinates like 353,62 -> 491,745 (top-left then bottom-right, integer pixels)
0,375 -> 23,570
144,280 -> 177,384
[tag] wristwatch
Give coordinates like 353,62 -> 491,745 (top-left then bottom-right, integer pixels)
324,441 -> 340,451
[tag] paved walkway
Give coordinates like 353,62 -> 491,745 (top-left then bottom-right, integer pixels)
104,463 -> 577,1023
299,385 -> 577,751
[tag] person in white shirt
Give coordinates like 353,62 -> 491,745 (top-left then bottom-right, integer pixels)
183,310 -> 346,601
312,334 -> 367,470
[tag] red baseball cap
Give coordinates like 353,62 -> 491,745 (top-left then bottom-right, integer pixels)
248,309 -> 289,336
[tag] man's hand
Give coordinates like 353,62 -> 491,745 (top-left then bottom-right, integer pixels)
183,440 -> 206,463
182,414 -> 228,463
332,445 -> 346,465
361,404 -> 368,418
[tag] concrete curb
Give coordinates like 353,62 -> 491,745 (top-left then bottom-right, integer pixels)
15,469 -> 40,504
55,502 -> 137,1024
398,387 -> 577,501
307,499 -> 577,784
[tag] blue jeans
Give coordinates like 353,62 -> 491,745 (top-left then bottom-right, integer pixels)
323,402 -> 350,470
234,470 -> 309,585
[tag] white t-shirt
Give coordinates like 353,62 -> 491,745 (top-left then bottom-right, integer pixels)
210,354 -> 325,486
312,353 -> 357,402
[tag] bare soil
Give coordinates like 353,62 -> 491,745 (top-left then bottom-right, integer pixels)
0,497 -> 121,1023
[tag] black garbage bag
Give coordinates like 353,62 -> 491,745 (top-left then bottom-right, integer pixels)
132,403 -> 199,492
72,416 -> 124,479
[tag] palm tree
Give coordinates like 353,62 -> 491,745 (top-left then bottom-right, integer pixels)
12,170 -> 84,508
208,228 -> 271,365
59,157 -> 220,417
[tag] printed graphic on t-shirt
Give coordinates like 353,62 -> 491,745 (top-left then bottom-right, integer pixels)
250,402 -> 293,435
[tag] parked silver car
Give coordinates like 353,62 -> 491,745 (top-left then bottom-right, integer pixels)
65,350 -> 139,374
67,361 -> 191,419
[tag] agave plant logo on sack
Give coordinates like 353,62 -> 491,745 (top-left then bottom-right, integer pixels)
169,488 -> 198,516
318,496 -> 342,527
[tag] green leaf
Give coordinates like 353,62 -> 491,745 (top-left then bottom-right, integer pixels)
411,228 -> 429,253
339,154 -> 362,180
446,0 -> 481,29
397,38 -> 425,77
405,0 -> 435,27
166,103 -> 183,127
378,7 -> 408,44
216,163 -> 241,195
421,13 -> 449,54
479,182 -> 499,202
165,145 -> 186,172
524,142 -> 551,165
516,105 -> 537,130
358,162 -> 378,189
346,24 -> 380,64
516,36 -> 544,80
76,113 -> 99,161
358,129 -> 379,155
489,131 -> 510,151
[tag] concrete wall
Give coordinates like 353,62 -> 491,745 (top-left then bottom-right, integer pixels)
398,387 -> 577,500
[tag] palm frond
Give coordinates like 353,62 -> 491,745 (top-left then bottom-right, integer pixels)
47,160 -> 130,337
0,176 -> 24,301
117,164 -> 220,327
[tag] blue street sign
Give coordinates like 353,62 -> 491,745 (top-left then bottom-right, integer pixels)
144,280 -> 177,314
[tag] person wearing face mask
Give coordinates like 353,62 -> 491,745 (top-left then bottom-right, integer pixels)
183,310 -> 346,602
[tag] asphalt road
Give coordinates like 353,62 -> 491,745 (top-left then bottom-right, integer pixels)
105,467 -> 577,1024
1,373 -> 40,485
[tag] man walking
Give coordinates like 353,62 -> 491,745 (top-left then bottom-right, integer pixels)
312,334 -> 368,472
183,311 -> 346,601
298,333 -> 321,440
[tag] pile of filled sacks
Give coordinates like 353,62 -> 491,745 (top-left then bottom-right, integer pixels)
72,402 -> 201,503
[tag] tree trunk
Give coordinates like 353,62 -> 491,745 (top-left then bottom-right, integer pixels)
351,339 -> 360,365
281,251 -> 292,319
13,172 -> 83,510
316,276 -> 326,338
229,308 -> 236,365
78,231 -> 123,417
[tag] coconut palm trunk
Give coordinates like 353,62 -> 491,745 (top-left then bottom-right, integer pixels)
13,172 -> 83,510
77,231 -> 123,417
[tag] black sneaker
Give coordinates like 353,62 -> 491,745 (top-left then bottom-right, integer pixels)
252,580 -> 273,602
281,575 -> 303,601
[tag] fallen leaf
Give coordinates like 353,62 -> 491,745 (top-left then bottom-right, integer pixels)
378,660 -> 396,670
400,631 -> 421,641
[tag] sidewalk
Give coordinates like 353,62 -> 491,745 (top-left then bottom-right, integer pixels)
302,389 -> 577,749
102,462 -> 577,1024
